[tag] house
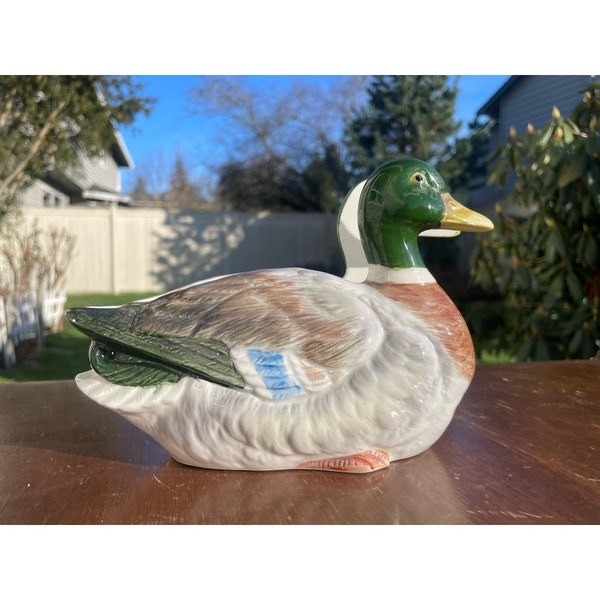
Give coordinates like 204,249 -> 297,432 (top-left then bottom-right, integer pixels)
17,128 -> 134,208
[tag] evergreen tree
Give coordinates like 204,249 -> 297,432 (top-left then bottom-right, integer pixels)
343,75 -> 463,180
130,175 -> 152,206
169,155 -> 190,191
167,155 -> 206,209
168,155 -> 192,206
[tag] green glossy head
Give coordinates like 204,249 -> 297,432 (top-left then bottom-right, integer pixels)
358,158 -> 492,269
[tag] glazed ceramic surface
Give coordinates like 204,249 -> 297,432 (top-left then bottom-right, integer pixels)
67,159 -> 493,473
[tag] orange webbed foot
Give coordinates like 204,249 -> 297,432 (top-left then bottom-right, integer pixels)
298,449 -> 390,473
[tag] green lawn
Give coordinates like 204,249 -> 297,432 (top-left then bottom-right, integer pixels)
478,349 -> 515,364
0,292 -> 156,383
0,291 -> 513,384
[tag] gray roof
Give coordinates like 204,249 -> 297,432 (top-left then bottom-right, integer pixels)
477,76 -> 520,119
111,128 -> 135,168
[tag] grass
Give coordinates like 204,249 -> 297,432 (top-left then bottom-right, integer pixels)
0,291 -> 514,384
0,292 -> 156,383
478,349 -> 515,364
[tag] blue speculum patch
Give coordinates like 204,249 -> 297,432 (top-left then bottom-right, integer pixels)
246,349 -> 302,399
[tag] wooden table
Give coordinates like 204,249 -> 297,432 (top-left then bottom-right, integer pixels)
0,360 -> 598,524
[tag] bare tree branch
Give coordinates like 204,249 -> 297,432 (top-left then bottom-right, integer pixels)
187,75 -> 367,169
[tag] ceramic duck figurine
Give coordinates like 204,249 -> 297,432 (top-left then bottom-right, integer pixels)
338,179 -> 462,282
66,159 -> 493,473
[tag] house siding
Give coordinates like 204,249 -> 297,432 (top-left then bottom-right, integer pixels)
18,150 -> 126,207
65,151 -> 123,192
495,75 -> 593,140
17,180 -> 70,208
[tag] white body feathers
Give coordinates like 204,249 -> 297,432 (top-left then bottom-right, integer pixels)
74,268 -> 468,471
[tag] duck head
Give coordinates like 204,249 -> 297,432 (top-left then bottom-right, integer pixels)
358,159 -> 493,269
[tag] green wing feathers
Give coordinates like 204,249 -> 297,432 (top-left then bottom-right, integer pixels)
66,304 -> 245,389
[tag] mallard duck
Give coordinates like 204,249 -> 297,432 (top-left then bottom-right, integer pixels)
66,159 -> 493,473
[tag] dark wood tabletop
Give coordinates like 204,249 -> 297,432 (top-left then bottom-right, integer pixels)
0,360 -> 598,525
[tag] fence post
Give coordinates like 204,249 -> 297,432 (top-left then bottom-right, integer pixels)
110,203 -> 117,294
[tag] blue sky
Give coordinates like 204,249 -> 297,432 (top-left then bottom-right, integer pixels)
118,75 -> 510,193
6,2 -> 592,197
5,0 -> 593,197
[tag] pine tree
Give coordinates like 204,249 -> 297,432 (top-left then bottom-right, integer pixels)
343,75 -> 462,180
130,175 -> 152,206
167,155 -> 204,209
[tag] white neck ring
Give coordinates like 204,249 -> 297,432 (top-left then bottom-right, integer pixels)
366,265 -> 436,284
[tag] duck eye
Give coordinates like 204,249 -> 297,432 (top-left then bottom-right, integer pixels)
410,173 -> 425,184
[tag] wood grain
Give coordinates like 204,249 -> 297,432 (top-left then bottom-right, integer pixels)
1,360 -> 598,524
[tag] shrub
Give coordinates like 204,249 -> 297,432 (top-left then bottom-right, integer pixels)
0,213 -> 75,366
470,83 -> 600,360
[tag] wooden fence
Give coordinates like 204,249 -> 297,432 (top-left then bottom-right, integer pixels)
20,206 -> 343,294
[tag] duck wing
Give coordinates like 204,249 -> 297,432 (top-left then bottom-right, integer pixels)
67,268 -> 383,397
68,301 -> 244,388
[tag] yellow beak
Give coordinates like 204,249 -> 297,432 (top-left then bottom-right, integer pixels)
438,193 -> 494,233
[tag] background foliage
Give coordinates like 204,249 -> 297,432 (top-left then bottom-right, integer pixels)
0,75 -> 154,220
469,83 -> 600,360
154,76 -> 486,214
